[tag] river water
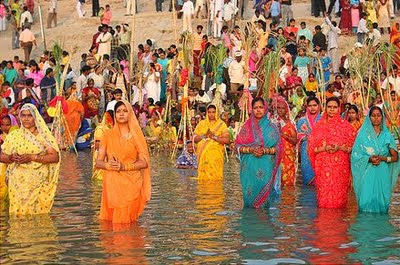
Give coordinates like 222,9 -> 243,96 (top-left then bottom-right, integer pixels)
1,152 -> 399,264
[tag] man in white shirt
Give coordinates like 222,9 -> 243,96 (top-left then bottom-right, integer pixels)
20,6 -> 33,28
357,12 -> 369,44
210,0 -> 224,38
196,89 -> 211,103
96,25 -> 112,60
223,0 -> 238,29
251,10 -> 266,27
47,0 -> 57,28
368,22 -> 381,47
76,65 -> 91,100
209,82 -> 227,101
324,14 -> 341,74
228,50 -> 245,96
182,0 -> 194,33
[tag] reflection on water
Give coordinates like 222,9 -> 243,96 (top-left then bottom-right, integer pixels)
0,153 -> 399,264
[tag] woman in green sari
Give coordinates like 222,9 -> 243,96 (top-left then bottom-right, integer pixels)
351,106 -> 399,213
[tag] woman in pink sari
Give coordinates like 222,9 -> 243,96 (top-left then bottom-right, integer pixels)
308,97 -> 356,208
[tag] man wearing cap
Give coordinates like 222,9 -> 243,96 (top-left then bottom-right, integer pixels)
228,50 -> 245,98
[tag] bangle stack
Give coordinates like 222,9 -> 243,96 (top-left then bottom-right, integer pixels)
242,147 -> 251,153
263,147 -> 276,155
387,156 -> 392,163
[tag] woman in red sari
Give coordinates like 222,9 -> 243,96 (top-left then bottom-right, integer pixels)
82,78 -> 101,119
308,97 -> 356,208
273,96 -> 297,186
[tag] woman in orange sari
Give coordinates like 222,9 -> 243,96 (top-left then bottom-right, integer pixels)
390,23 -> 400,67
64,86 -> 84,146
96,100 -> 151,224
273,96 -> 298,186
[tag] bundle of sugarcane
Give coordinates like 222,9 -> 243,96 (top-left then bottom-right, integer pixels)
50,42 -> 78,153
346,41 -> 377,110
206,44 -> 227,114
205,44 -> 227,77
306,49 -> 330,108
374,42 -> 400,140
238,26 -> 258,123
261,36 -> 286,100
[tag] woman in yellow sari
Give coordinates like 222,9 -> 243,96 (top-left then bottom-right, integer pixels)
0,104 -> 60,215
194,104 -> 230,181
96,100 -> 151,224
0,114 -> 19,201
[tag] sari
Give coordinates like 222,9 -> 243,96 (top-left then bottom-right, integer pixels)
273,97 -> 297,186
92,112 -> 114,180
99,100 -> 151,223
351,112 -> 400,213
349,119 -> 363,132
64,98 -> 84,146
390,23 -> 400,67
290,90 -> 306,119
1,104 -> 60,215
308,113 -> 356,208
0,114 -> 18,201
296,108 -> 321,185
194,112 -> 228,181
235,101 -> 282,208
82,86 -> 100,119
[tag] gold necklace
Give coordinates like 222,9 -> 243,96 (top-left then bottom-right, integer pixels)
123,132 -> 132,140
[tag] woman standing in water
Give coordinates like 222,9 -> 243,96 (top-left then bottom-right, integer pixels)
194,104 -> 230,181
96,101 -> 151,224
351,106 -> 399,213
235,97 -> 282,208
0,104 -> 60,215
308,97 -> 356,208
296,96 -> 321,185
273,96 -> 297,186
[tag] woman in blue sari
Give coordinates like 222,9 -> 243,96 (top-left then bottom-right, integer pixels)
351,106 -> 399,213
296,96 -> 321,185
235,97 -> 282,208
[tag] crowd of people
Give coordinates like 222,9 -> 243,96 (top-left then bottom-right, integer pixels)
0,0 -> 399,225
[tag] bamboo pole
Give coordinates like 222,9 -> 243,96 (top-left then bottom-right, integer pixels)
129,0 -> 136,81
172,0 -> 178,43
38,3 -> 47,51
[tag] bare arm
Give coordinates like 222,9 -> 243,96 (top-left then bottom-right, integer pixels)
95,145 -> 108,170
31,147 -> 59,163
194,134 -> 204,143
214,132 -> 230,145
284,127 -> 298,145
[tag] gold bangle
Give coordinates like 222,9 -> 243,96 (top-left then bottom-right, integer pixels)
270,147 -> 275,155
105,162 -> 111,170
